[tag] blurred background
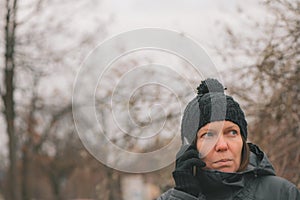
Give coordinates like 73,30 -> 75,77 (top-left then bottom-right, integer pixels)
0,0 -> 299,199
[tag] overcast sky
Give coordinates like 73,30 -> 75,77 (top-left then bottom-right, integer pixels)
99,0 -> 269,70
102,0 -> 267,38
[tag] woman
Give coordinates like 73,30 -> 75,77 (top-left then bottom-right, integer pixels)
158,78 -> 300,200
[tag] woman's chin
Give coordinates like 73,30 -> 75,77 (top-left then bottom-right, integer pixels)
209,166 -> 237,173
218,168 -> 235,173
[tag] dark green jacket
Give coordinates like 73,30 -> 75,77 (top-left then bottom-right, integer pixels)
158,143 -> 300,200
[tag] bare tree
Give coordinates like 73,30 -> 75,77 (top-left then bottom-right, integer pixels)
86,57 -> 193,199
2,0 -> 18,199
218,0 -> 300,187
1,0 -> 108,199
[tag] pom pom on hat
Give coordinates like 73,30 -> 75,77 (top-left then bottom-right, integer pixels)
197,78 -> 225,95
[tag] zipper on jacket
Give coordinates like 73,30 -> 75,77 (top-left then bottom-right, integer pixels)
254,170 -> 258,178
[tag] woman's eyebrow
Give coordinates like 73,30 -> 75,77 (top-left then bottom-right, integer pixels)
199,128 -> 218,133
199,124 -> 238,133
224,125 -> 239,130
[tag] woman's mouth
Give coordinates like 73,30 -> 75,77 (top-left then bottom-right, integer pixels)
214,159 -> 232,163
213,159 -> 233,167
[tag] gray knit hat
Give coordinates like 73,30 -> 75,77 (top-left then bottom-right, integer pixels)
180,78 -> 247,147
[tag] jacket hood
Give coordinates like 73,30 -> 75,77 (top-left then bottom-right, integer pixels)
247,143 -> 276,176
197,143 -> 276,196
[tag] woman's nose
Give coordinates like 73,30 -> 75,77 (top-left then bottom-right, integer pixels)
215,135 -> 228,152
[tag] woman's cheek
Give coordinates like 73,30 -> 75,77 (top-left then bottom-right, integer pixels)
197,141 -> 216,159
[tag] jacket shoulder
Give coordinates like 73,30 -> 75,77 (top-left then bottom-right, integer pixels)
255,175 -> 300,199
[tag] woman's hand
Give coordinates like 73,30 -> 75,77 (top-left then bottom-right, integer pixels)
172,144 -> 206,197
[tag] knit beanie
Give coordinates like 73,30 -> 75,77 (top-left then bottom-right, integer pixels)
180,78 -> 247,148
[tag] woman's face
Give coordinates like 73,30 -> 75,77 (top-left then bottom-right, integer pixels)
196,121 -> 243,173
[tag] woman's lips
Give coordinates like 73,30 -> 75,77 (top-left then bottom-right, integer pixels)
214,159 -> 232,163
213,159 -> 233,166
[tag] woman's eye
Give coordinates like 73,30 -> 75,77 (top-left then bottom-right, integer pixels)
202,132 -> 215,138
229,130 -> 238,136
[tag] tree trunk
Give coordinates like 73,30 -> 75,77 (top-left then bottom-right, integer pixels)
3,0 -> 19,199
50,175 -> 61,200
21,144 -> 30,200
107,168 -> 122,200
